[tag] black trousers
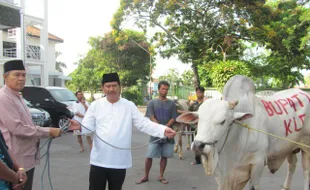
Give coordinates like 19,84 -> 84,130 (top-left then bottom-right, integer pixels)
89,165 -> 126,190
23,168 -> 35,190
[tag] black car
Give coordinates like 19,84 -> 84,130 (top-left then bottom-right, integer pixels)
24,98 -> 51,127
21,86 -> 76,128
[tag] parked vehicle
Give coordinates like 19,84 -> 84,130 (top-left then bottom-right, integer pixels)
21,86 -> 76,128
24,98 -> 51,127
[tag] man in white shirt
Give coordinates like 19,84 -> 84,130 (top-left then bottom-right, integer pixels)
69,73 -> 176,190
72,91 -> 92,152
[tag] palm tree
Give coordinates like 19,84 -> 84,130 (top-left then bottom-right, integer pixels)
55,51 -> 67,73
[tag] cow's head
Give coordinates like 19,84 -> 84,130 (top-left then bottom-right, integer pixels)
176,99 -> 252,175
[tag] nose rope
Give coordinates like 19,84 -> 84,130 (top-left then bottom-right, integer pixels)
198,127 -> 231,155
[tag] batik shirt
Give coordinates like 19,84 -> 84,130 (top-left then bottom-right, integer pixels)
0,131 -> 13,190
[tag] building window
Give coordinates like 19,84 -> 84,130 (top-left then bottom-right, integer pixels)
3,41 -> 16,58
34,78 -> 41,86
8,28 -> 17,37
27,45 -> 41,60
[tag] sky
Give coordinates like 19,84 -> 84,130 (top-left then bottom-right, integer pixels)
23,0 -> 191,78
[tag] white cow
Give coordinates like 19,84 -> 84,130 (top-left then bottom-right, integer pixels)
177,75 -> 310,190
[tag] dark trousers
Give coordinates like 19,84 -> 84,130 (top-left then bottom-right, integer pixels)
23,168 -> 35,190
89,165 -> 126,190
195,152 -> 201,164
190,124 -> 201,164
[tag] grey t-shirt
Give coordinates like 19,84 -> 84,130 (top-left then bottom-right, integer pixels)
146,98 -> 177,144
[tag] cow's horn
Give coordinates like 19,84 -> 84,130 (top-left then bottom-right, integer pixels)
228,101 -> 238,109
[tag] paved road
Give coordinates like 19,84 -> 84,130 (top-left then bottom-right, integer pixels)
32,107 -> 306,190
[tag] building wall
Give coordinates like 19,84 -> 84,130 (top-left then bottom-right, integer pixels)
2,29 -> 57,72
2,30 -> 16,43
24,37 -> 57,72
0,29 -> 63,87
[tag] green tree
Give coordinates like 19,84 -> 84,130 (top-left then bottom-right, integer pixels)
247,1 -> 310,88
98,30 -> 153,87
210,60 -> 252,92
158,68 -> 181,86
181,70 -> 194,86
67,30 -> 153,102
304,72 -> 310,87
111,0 -> 258,88
113,0 -> 310,88
66,49 -> 107,101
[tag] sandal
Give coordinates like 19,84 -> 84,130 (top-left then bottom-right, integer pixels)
191,161 -> 201,165
158,178 -> 169,184
135,178 -> 149,184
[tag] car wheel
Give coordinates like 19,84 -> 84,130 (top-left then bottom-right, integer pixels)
58,115 -> 69,129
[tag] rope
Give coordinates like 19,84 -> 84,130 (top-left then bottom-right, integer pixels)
75,120 -> 195,150
35,124 -> 69,190
234,121 -> 310,149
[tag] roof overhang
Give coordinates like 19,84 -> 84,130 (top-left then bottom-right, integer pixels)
27,70 -> 71,80
0,3 -> 20,29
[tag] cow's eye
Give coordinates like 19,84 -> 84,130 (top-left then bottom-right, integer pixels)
220,120 -> 225,125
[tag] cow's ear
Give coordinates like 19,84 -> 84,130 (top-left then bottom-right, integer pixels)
176,112 -> 199,124
233,112 -> 253,121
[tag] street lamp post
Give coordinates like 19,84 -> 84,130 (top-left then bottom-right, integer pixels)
130,39 -> 152,100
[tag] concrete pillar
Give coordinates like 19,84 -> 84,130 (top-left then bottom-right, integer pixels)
15,27 -> 22,59
40,0 -> 48,87
61,78 -> 65,87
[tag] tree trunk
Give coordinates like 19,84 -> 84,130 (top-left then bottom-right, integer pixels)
90,91 -> 95,102
191,62 -> 200,88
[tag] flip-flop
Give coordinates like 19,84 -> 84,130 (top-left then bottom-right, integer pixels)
135,179 -> 149,184
158,178 -> 169,184
191,161 -> 201,165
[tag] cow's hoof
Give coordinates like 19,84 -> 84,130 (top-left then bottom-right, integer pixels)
186,147 -> 190,151
179,154 -> 184,160
280,185 -> 289,190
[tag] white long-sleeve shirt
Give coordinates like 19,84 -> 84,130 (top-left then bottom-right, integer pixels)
81,97 -> 167,169
72,101 -> 89,123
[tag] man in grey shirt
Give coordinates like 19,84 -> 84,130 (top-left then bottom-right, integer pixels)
136,81 -> 177,185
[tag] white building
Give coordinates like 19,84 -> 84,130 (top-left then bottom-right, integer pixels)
0,0 -> 70,87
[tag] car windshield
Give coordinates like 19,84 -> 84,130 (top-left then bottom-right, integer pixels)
48,89 -> 77,102
23,98 -> 32,106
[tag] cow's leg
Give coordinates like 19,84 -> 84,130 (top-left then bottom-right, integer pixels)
173,126 -> 179,153
174,124 -> 183,159
178,132 -> 184,159
281,153 -> 297,190
186,124 -> 191,150
301,150 -> 309,190
249,162 -> 264,190
218,165 -> 251,190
